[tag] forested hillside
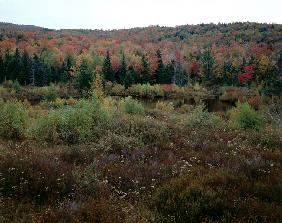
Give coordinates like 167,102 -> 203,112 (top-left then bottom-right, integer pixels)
0,22 -> 281,94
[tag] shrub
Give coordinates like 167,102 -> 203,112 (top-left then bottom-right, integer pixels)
72,162 -> 99,198
112,115 -> 169,146
0,150 -> 75,203
229,102 -> 264,131
119,96 -> 145,114
97,132 -> 144,152
44,84 -> 59,102
155,101 -> 174,112
186,104 -> 226,129
12,80 -> 21,93
111,84 -> 125,96
128,84 -> 164,98
0,100 -> 28,139
34,108 -> 92,144
34,99 -> 110,144
151,170 -> 233,223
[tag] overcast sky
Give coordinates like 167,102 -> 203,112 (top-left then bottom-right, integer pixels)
0,0 -> 281,30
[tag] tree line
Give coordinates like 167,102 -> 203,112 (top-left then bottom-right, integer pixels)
0,47 -> 281,95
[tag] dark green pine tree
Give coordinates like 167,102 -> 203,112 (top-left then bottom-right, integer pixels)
4,49 -> 14,80
102,51 -> 115,82
124,65 -> 136,88
140,54 -> 151,84
18,51 -> 31,85
30,54 -> 44,86
13,48 -> 22,81
156,49 -> 166,84
164,62 -> 174,84
200,47 -> 215,85
59,55 -> 75,83
78,59 -> 93,91
0,54 -> 4,83
116,52 -> 127,85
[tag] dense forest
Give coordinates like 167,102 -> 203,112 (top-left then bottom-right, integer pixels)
0,22 -> 282,94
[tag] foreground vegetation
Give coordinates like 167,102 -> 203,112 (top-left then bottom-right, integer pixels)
0,84 -> 281,222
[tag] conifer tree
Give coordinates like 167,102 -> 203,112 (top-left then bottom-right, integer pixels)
78,59 -> 93,91
156,49 -> 166,84
116,52 -> 127,85
140,54 -> 150,84
18,51 -> 31,85
102,51 -> 114,82
124,65 -> 136,88
0,55 -> 4,83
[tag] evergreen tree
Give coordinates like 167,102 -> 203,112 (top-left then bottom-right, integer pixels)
78,59 -> 93,91
18,51 -> 31,85
4,49 -> 13,80
200,48 -> 215,85
124,65 -> 136,88
30,54 -> 44,86
0,55 -> 4,83
140,54 -> 151,84
164,62 -> 174,84
102,51 -> 115,82
13,48 -> 21,81
156,49 -> 166,84
59,55 -> 74,83
116,52 -> 127,84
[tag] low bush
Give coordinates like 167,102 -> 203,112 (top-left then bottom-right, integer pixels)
43,84 -> 59,102
229,102 -> 264,131
128,84 -> 164,98
112,115 -> 170,146
0,150 -> 75,203
97,132 -> 144,152
151,169 -> 282,223
111,84 -> 126,96
34,99 -> 110,144
155,101 -> 174,112
186,104 -> 226,129
72,162 -> 99,198
119,96 -> 145,114
0,100 -> 29,139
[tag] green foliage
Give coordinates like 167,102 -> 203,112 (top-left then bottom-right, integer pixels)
73,162 -> 99,198
187,104 -> 226,129
78,59 -> 93,91
102,51 -> 115,82
34,99 -> 110,144
119,96 -> 145,114
229,102 -> 264,131
127,84 -> 164,98
111,84 -> 126,96
12,80 -> 21,93
155,101 -> 174,112
0,100 -> 28,139
112,115 -> 169,146
43,84 -> 59,102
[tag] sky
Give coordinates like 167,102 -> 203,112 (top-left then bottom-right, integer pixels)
0,0 -> 281,30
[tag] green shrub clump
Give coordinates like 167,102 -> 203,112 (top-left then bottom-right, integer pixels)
0,100 -> 28,139
187,104 -> 225,129
34,99 -> 110,144
229,102 -> 264,131
119,96 -> 145,114
44,84 -> 59,102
